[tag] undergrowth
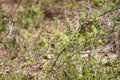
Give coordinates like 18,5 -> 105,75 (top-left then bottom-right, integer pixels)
0,0 -> 120,80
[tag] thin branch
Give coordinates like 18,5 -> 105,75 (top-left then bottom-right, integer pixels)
49,47 -> 66,73
99,7 -> 120,17
78,7 -> 120,36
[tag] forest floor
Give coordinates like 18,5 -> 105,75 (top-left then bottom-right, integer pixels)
0,0 -> 120,79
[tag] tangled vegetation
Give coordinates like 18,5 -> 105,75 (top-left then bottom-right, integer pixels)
0,0 -> 120,80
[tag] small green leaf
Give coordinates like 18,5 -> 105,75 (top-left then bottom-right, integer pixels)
39,37 -> 48,48
92,25 -> 97,33
32,4 -> 40,13
54,32 -> 61,38
98,39 -> 102,43
79,35 -> 86,42
109,3 -> 116,9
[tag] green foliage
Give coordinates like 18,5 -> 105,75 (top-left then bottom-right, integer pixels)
0,74 -> 22,80
66,1 -> 79,10
0,0 -> 120,80
12,75 -> 22,80
38,37 -> 48,49
18,4 -> 43,29
0,13 -> 6,33
92,0 -> 119,9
